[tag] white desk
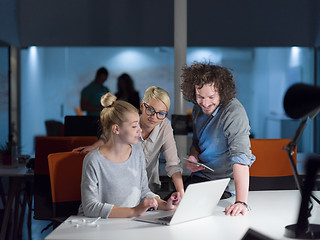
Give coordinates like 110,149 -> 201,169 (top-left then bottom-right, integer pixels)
45,190 -> 320,240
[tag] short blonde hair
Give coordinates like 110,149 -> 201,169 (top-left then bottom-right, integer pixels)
142,86 -> 170,111
100,92 -> 138,136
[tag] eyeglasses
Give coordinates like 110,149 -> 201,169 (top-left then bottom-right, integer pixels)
143,103 -> 168,120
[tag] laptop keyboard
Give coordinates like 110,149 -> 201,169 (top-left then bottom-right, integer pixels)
158,215 -> 173,222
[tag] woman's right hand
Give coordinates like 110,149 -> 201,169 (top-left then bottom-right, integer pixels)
132,198 -> 158,217
72,145 -> 96,154
186,155 -> 205,172
72,138 -> 106,154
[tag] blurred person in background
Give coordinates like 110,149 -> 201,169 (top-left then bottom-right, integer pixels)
80,67 -> 109,116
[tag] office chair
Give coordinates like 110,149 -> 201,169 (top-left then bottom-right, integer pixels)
249,138 -> 298,191
48,151 -> 87,228
34,136 -> 98,221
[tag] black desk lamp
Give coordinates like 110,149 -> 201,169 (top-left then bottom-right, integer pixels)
283,83 -> 320,239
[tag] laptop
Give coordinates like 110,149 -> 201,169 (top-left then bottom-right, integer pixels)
133,178 -> 230,225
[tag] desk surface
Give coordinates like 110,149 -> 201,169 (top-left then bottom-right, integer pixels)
0,165 -> 29,177
45,190 -> 320,240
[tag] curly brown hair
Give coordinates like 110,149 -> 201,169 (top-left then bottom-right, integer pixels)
180,62 -> 236,106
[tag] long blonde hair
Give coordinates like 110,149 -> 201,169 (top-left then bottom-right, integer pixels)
100,92 -> 138,137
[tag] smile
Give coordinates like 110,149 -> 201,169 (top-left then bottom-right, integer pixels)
202,105 -> 213,110
148,118 -> 157,124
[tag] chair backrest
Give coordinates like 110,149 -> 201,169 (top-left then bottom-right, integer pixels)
34,136 -> 97,220
35,136 -> 98,175
249,138 -> 298,190
48,151 -> 87,218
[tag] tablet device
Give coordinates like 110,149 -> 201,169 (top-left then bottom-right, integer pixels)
184,158 -> 215,172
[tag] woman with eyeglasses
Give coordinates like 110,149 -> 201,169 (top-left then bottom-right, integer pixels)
73,86 -> 185,197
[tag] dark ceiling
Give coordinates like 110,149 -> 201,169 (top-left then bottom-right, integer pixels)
0,0 -> 319,47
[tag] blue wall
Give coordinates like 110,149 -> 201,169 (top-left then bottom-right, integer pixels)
19,46 -> 315,156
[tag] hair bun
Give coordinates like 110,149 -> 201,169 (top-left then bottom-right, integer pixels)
101,92 -> 117,108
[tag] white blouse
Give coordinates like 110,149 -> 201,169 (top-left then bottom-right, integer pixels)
139,118 -> 183,190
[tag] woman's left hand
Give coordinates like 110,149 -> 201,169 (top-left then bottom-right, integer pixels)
225,202 -> 248,216
166,192 -> 181,210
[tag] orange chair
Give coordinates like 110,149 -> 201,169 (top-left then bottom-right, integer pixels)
249,138 -> 298,190
48,152 -> 86,223
34,136 -> 98,220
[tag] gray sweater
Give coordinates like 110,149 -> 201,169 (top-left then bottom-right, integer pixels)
78,144 -> 159,218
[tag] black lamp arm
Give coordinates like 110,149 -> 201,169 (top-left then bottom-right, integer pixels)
284,117 -> 320,205
284,117 -> 308,195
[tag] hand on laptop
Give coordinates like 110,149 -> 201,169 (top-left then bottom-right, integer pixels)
165,192 -> 181,210
133,198 -> 159,217
153,192 -> 181,211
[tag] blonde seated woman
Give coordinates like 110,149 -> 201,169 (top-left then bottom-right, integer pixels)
78,93 -> 180,218
74,86 -> 185,197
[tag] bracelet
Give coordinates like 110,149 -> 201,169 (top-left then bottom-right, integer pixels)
234,201 -> 251,210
